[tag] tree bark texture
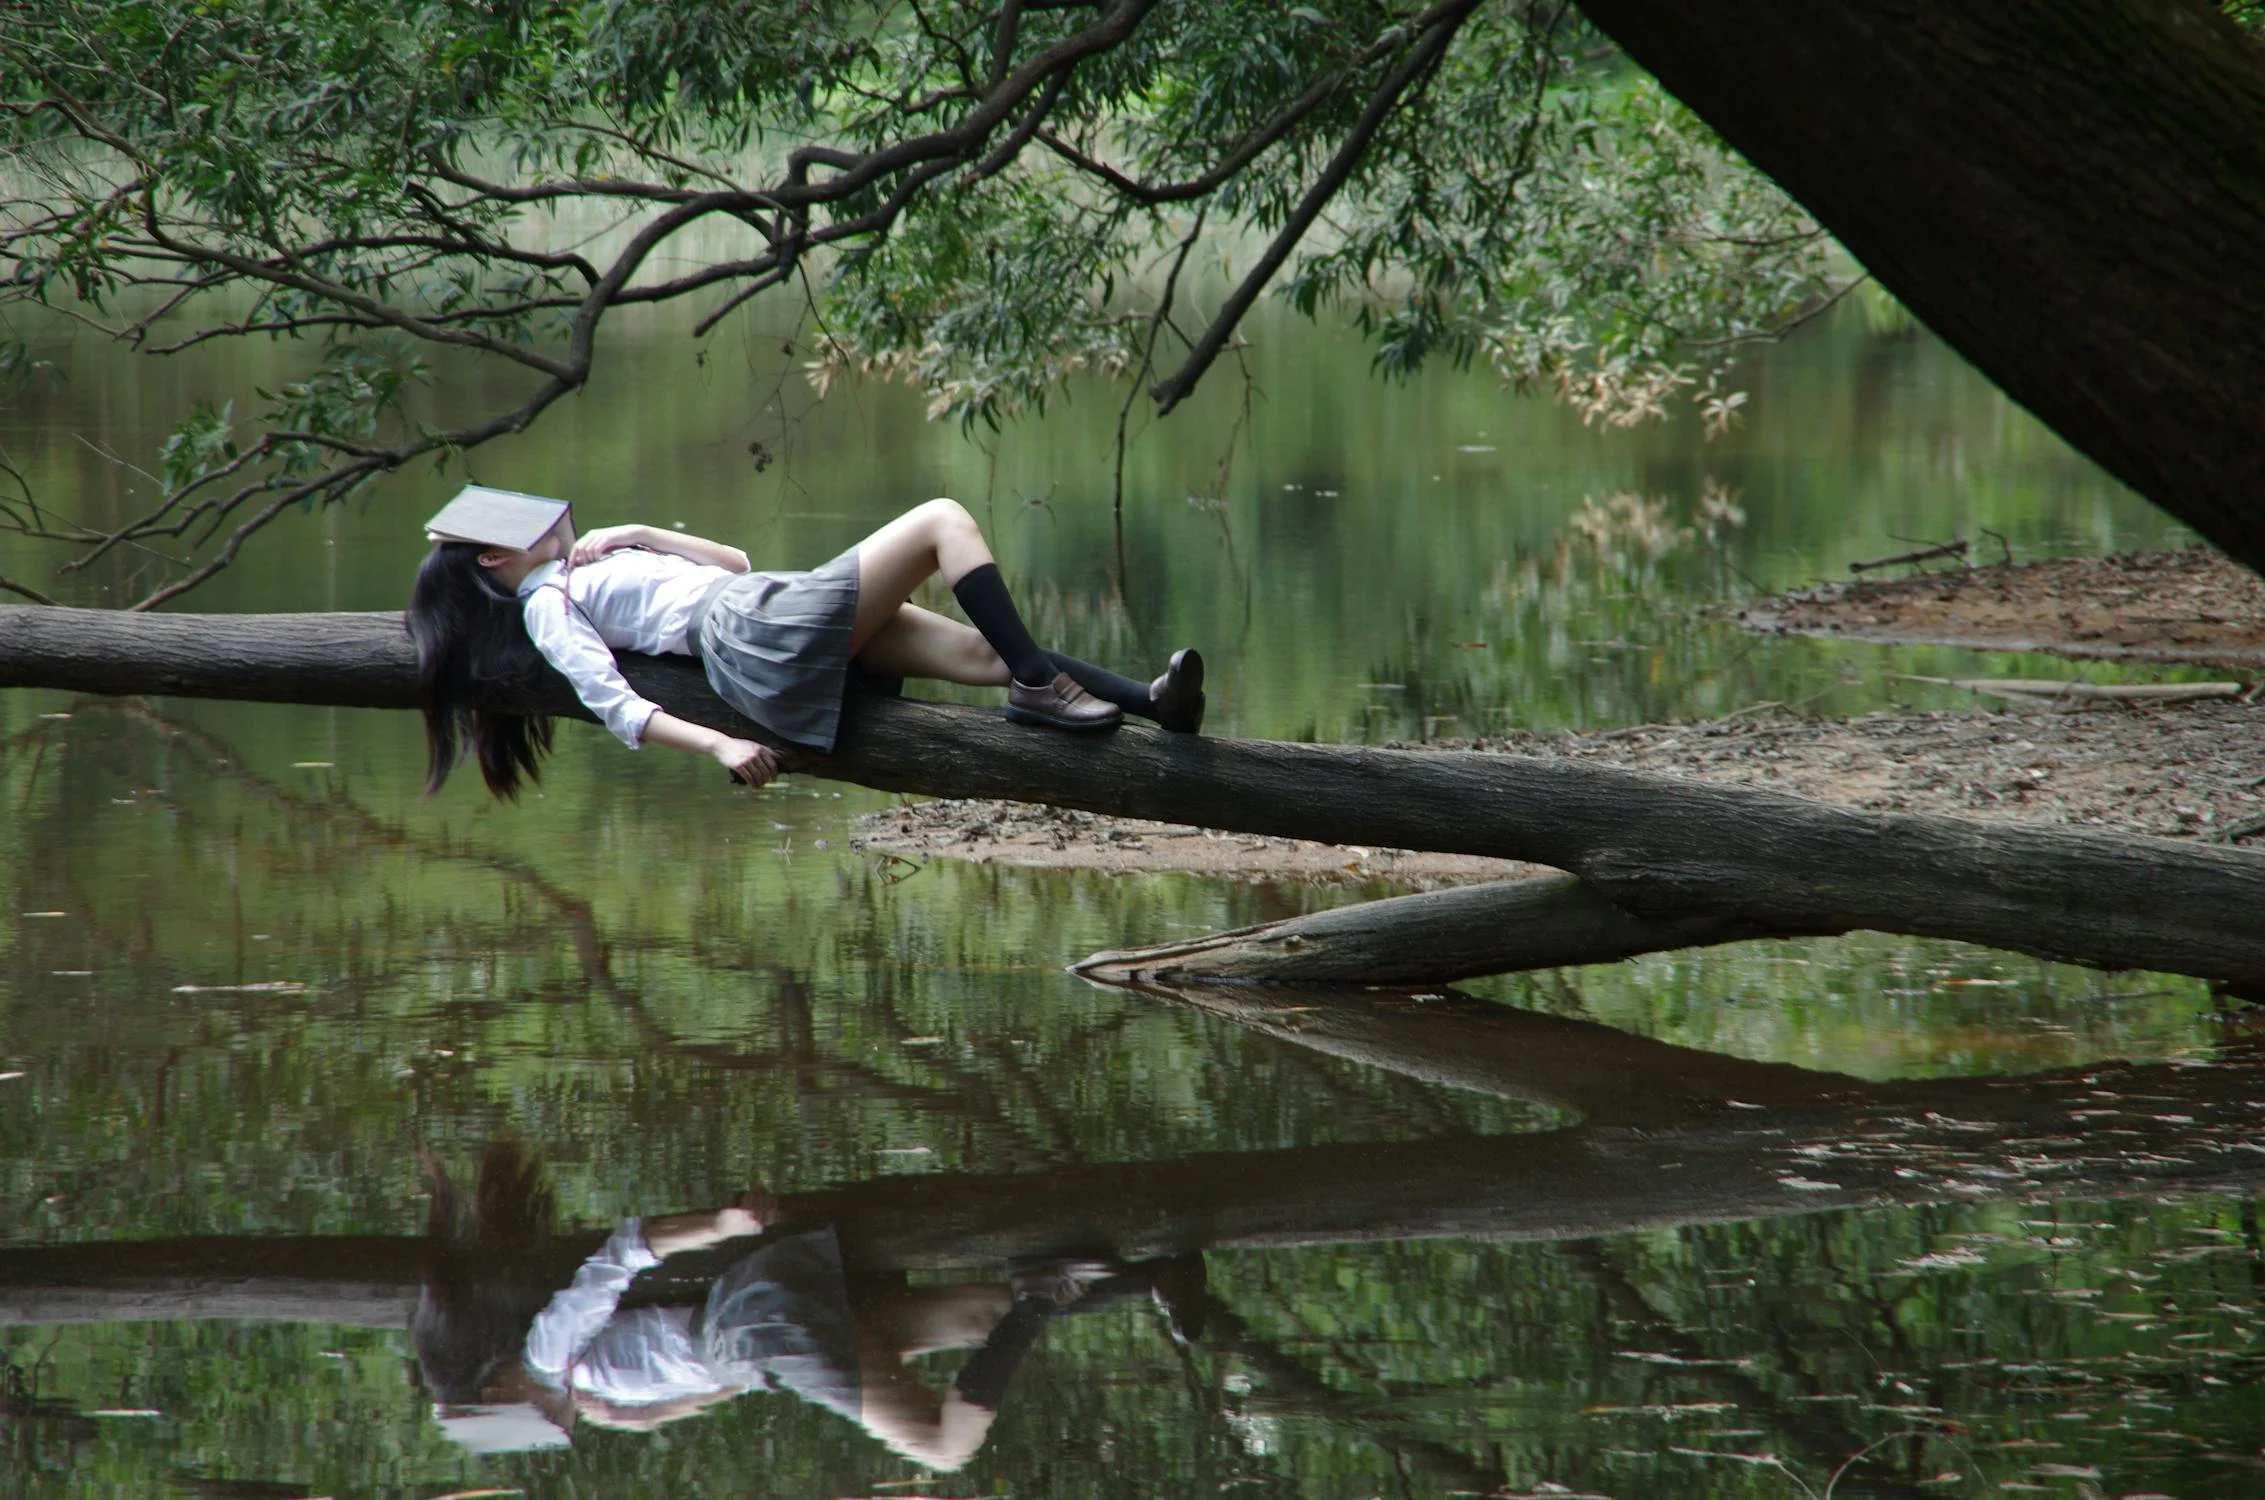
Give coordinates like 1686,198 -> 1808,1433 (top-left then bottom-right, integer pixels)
5,604 -> 2265,985
1574,0 -> 2265,574
1075,873 -> 1791,985
5,1010 -> 2259,1326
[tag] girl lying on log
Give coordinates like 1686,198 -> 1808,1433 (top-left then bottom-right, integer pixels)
406,490 -> 1204,795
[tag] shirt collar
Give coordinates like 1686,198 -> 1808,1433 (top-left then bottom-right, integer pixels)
518,560 -> 565,597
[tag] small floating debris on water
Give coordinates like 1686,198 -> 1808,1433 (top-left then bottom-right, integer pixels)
87,1409 -> 164,1418
900,1036 -> 944,1046
170,981 -> 309,994
51,969 -> 92,976
1579,1401 -> 1736,1418
0,1071 -> 24,1082
1776,1176 -> 1842,1192
1665,1446 -> 1783,1466
290,761 -> 334,769
19,910 -> 67,918
1456,444 -> 1498,453
876,1146 -> 935,1156
1898,1248 -> 1988,1271
36,711 -> 70,719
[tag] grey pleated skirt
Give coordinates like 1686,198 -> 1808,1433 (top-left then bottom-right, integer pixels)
694,546 -> 862,753
700,1227 -> 862,1423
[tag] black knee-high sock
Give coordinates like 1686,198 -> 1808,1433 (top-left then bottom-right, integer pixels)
951,1296 -> 1055,1410
1046,652 -> 1157,720
951,564 -> 1052,687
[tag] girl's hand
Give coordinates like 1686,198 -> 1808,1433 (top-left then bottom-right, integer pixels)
715,737 -> 780,789
569,524 -> 648,566
720,1187 -> 780,1238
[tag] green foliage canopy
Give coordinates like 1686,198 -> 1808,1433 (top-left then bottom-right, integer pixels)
1,0 -> 1837,603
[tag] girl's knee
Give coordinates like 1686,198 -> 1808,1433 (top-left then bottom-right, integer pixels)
918,497 -> 977,535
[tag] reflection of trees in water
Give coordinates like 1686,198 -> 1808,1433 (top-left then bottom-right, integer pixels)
0,701 -> 1545,1232
9,980 -> 2264,1492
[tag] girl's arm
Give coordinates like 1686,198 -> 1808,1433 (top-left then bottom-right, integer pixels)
571,523 -> 748,572
522,595 -> 780,786
639,711 -> 782,789
638,1199 -> 768,1258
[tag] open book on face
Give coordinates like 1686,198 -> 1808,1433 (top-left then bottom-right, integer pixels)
422,485 -> 573,551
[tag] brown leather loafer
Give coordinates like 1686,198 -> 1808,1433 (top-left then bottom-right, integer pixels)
1005,672 -> 1123,731
1149,647 -> 1206,734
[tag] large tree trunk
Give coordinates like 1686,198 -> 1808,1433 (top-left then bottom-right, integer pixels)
5,1006 -> 2259,1326
1575,0 -> 2265,574
5,603 -> 2265,984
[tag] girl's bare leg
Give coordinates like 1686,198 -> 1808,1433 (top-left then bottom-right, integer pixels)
846,496 -> 1131,728
850,498 -> 1000,655
856,603 -> 1010,685
858,1283 -> 1014,1358
847,1284 -> 1014,1470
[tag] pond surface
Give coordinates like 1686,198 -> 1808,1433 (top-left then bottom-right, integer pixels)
4,306 -> 2260,1498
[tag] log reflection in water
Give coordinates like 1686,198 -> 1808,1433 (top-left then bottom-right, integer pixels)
7,998 -> 2261,1327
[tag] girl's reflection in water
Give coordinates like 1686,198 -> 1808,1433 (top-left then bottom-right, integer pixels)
414,1143 -> 1183,1469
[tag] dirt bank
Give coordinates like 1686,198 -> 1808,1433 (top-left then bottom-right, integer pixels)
1735,546 -> 2265,668
852,798 -> 1537,888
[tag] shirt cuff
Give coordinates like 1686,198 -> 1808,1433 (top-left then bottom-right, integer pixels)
618,700 -> 663,750
611,1217 -> 663,1272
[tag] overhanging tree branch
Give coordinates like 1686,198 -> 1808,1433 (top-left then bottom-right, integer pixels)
1,0 -> 1874,603
1149,0 -> 1479,413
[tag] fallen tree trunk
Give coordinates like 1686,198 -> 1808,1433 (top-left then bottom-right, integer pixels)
1075,873 -> 1793,986
6,603 -> 2265,986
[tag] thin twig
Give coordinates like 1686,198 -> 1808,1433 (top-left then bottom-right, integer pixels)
0,573 -> 58,605
1111,205 -> 1208,601
1686,274 -> 1871,351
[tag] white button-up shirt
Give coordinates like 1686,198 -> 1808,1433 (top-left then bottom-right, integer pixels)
517,550 -> 733,748
522,1219 -> 738,1406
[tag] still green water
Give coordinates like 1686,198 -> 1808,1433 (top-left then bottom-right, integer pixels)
3,308 -> 2259,1498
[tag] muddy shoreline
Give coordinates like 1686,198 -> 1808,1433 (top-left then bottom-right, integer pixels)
1736,545 -> 2265,669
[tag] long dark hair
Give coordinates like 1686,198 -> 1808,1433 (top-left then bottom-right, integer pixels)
413,1140 -> 560,1405
405,542 -> 554,799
